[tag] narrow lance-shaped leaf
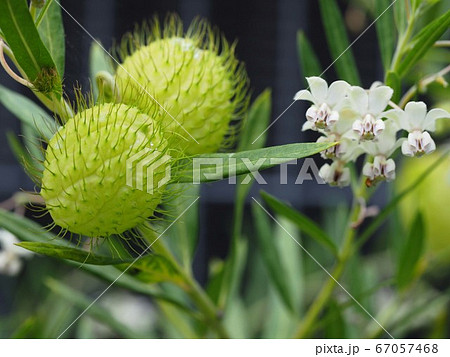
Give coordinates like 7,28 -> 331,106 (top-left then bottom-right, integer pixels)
0,0 -> 62,94
0,209 -> 188,307
37,0 -> 65,78
260,191 -> 338,256
296,31 -> 323,84
318,0 -> 361,85
46,278 -> 145,339
252,201 -> 296,313
0,84 -> 58,141
6,131 -> 42,180
386,71 -> 401,103
239,89 -> 272,151
394,0 -> 407,35
117,254 -> 184,285
217,91 -> 272,315
396,212 -> 425,289
89,42 -> 115,98
16,241 -> 136,265
396,10 -> 450,77
175,142 -> 335,184
375,0 -> 396,72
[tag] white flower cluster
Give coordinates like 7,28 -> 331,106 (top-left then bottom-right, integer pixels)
294,77 -> 450,187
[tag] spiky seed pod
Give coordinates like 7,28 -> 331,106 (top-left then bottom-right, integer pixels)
40,103 -> 170,237
115,16 -> 249,155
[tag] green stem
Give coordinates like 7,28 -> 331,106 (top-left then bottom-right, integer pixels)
1,43 -> 72,120
399,64 -> 450,108
294,175 -> 368,338
145,227 -> 230,339
294,202 -> 360,338
390,13 -> 416,75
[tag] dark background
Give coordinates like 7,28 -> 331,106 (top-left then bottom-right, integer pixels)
0,0 -> 383,281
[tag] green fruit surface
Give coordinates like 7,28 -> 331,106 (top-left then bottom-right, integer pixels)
116,37 -> 238,155
41,103 -> 168,237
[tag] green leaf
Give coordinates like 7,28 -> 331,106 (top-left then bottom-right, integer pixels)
394,0 -> 407,34
165,184 -> 200,271
16,241 -> 135,265
37,0 -> 65,78
46,278 -> 144,338
176,142 -> 334,184
0,84 -> 58,141
0,209 -> 188,308
386,71 -> 401,103
0,0 -> 61,93
396,212 -> 425,289
89,42 -> 114,98
239,89 -> 272,151
220,90 -> 273,313
260,191 -> 338,256
324,300 -> 348,338
357,151 -> 449,249
216,238 -> 248,311
318,0 -> 361,85
6,131 -> 42,180
375,0 -> 396,72
21,123 -> 45,170
252,202 -> 296,312
296,31 -> 323,83
82,264 -> 191,311
121,254 -> 183,285
0,208 -> 57,244
396,10 -> 450,77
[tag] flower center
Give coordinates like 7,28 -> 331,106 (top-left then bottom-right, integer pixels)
306,103 -> 339,130
352,114 -> 385,140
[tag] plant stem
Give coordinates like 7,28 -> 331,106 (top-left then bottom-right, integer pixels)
146,228 -> 230,338
399,64 -> 450,108
294,202 -> 360,338
294,177 -> 368,338
390,12 -> 416,75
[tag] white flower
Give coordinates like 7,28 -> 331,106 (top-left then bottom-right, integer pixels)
319,161 -> 351,187
384,102 -> 450,157
402,130 -> 436,157
294,77 -> 350,131
360,122 -> 402,158
360,124 -> 402,185
348,85 -> 393,140
0,229 -> 32,276
363,156 -> 396,184
317,134 -> 361,162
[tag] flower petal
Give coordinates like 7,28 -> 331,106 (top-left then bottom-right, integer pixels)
306,76 -> 328,104
302,121 -> 315,131
294,89 -> 315,103
368,86 -> 393,115
381,109 -> 404,130
326,80 -> 350,106
348,86 -> 368,115
404,101 -> 427,130
423,108 -> 450,131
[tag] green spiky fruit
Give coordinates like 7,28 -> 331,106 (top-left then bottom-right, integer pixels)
115,17 -> 248,155
41,103 -> 170,237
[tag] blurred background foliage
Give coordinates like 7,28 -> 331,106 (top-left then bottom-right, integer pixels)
0,0 -> 449,338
